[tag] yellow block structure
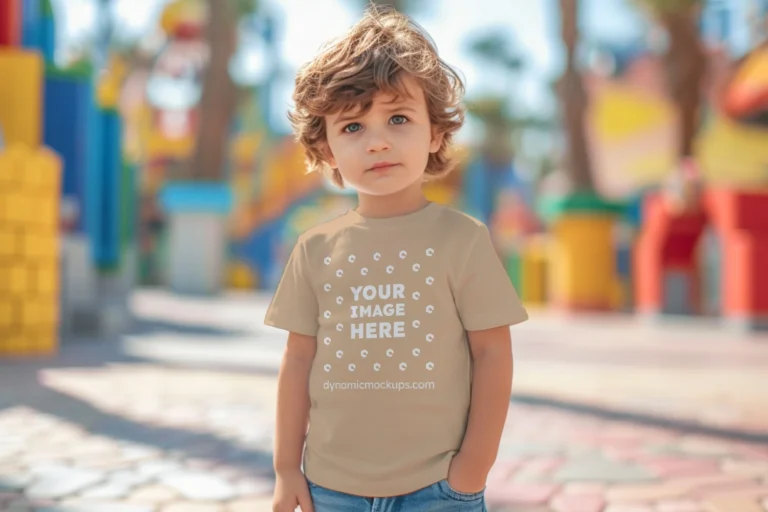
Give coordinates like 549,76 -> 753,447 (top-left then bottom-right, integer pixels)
549,214 -> 619,311
0,49 -> 43,148
520,235 -> 549,306
0,144 -> 61,357
146,129 -> 195,161
227,261 -> 258,289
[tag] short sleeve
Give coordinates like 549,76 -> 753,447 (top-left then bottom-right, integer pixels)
454,225 -> 528,331
264,237 -> 319,336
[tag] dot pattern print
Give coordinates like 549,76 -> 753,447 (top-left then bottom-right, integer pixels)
320,247 -> 438,375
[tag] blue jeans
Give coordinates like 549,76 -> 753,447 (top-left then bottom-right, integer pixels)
307,478 -> 488,511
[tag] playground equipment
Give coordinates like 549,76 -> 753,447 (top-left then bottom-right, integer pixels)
0,147 -> 61,359
45,59 -> 135,336
634,187 -> 768,330
131,0 -> 332,292
0,0 -> 60,357
722,44 -> 768,126
0,0 -> 136,358
538,193 -> 626,311
633,42 -> 768,329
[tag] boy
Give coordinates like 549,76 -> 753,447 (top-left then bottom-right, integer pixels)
265,5 -> 528,511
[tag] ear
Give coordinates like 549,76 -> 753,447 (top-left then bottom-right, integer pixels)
429,127 -> 444,153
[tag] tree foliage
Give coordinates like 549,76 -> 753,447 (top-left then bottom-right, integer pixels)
466,30 -> 524,73
632,0 -> 704,16
632,0 -> 707,160
233,0 -> 259,18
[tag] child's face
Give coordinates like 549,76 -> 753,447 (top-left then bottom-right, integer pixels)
323,74 -> 442,197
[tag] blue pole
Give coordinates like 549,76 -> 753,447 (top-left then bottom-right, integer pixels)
21,0 -> 41,50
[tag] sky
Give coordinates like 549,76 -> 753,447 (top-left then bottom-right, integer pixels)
52,0 -> 759,134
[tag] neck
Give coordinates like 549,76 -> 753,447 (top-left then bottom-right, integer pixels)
355,180 -> 428,219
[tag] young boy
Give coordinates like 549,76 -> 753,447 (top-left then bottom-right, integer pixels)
265,5 -> 528,511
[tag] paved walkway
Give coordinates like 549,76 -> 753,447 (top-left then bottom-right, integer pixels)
508,309 -> 768,439
0,289 -> 766,511
128,290 -> 768,437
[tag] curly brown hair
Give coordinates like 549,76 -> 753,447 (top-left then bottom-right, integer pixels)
287,4 -> 465,188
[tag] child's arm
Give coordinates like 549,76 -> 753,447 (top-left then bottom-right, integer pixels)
448,325 -> 513,492
273,332 -> 316,512
275,331 -> 316,471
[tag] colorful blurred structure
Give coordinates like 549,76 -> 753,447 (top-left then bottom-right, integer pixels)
628,40 -> 768,329
0,141 -> 61,359
633,186 -> 768,330
109,0 -> 543,296
127,0 -> 322,291
722,44 -> 768,126
496,26 -> 768,329
0,0 -> 136,359
585,42 -> 768,193
131,1 -> 490,293
563,36 -> 768,328
0,2 -> 59,358
6,0 -> 768,355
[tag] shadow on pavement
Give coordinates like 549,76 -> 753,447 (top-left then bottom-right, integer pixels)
513,394 -> 768,446
128,317 -> 253,339
0,322 -> 278,477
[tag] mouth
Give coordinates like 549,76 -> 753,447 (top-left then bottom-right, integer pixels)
367,162 -> 399,172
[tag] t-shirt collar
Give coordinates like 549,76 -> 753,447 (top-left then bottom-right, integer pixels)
347,201 -> 440,228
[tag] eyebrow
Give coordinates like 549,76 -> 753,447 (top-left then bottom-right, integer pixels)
333,112 -> 360,126
332,103 -> 418,126
388,104 -> 417,115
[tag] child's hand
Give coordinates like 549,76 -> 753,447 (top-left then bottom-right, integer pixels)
447,452 -> 487,494
272,469 -> 314,512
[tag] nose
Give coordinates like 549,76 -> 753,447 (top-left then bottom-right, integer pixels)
365,130 -> 390,153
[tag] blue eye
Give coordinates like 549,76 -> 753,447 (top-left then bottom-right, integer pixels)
391,115 -> 408,125
343,123 -> 362,133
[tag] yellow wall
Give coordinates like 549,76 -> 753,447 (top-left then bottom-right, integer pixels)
0,49 -> 43,148
587,81 -> 768,192
0,145 -> 62,357
697,114 -> 768,186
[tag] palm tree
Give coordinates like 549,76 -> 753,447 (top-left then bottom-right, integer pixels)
556,0 -> 595,193
464,96 -> 517,165
466,28 -> 526,108
464,30 -> 526,163
467,30 -> 524,86
187,0 -> 236,181
188,0 -> 258,181
633,0 -> 707,166
160,0 -> 258,296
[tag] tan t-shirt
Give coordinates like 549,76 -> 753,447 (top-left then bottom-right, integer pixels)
264,202 -> 528,497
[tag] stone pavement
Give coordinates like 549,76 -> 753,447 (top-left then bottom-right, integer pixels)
128,290 -> 768,438
0,289 -> 766,511
507,309 -> 768,438
0,364 -> 278,512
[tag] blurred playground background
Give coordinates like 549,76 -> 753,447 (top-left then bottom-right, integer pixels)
1,0 -> 768,348
4,1 -> 768,510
